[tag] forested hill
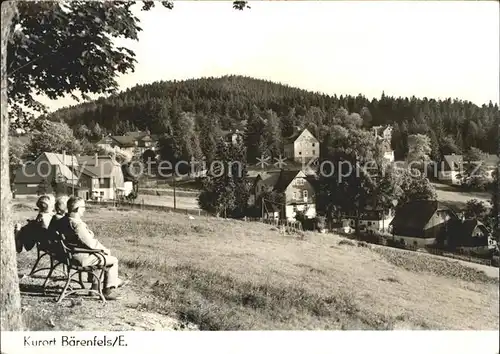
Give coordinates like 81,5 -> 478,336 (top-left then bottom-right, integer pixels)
47,75 -> 499,156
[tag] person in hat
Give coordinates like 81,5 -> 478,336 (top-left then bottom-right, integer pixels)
58,196 -> 126,300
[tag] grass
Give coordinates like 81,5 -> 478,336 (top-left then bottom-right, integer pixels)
14,206 -> 499,330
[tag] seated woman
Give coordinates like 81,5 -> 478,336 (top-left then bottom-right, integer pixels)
15,195 -> 55,253
35,195 -> 55,229
48,196 -> 69,234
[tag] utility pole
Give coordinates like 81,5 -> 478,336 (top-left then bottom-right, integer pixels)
173,172 -> 177,210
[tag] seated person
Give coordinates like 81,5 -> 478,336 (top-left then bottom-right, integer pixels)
48,195 -> 69,234
15,195 -> 55,252
35,195 -> 55,229
59,196 -> 126,300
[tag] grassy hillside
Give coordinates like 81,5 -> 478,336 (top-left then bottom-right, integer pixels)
14,203 -> 498,330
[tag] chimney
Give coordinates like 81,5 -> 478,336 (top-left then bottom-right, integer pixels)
94,152 -> 98,166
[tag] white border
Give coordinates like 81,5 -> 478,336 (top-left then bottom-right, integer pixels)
1,331 -> 499,354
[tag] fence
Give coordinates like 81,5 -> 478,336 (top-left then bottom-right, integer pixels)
86,199 -> 212,217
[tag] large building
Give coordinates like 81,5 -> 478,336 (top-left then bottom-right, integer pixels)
97,131 -> 159,158
389,200 -> 459,248
283,128 -> 320,163
13,152 -> 129,201
251,169 -> 316,221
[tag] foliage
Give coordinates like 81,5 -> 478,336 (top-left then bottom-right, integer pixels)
42,75 -> 499,164
406,134 -> 432,165
198,139 -> 249,217
28,120 -> 82,157
395,168 -> 437,206
460,147 -> 490,191
463,199 -> 489,222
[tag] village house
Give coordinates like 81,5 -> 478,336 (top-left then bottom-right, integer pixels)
97,130 -> 159,158
76,154 -> 129,201
251,169 -> 316,221
389,200 -> 459,248
283,128 -> 320,163
372,125 -> 395,163
372,125 -> 393,141
438,153 -> 498,185
447,219 -> 498,256
483,154 -> 499,179
12,152 -> 80,196
12,152 -> 129,201
221,129 -> 244,146
343,209 -> 395,234
438,154 -> 464,185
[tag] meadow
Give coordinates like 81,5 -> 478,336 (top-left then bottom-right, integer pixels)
13,203 -> 499,331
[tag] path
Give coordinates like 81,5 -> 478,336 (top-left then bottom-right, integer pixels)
17,253 -> 198,331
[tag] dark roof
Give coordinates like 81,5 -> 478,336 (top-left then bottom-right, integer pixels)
283,130 -> 303,145
76,155 -> 120,178
450,219 -> 491,247
111,136 -> 136,147
390,200 -> 447,230
274,170 -> 301,192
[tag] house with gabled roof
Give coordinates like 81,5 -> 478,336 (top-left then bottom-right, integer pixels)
389,200 -> 459,248
447,219 -> 497,256
13,152 -> 81,196
438,154 -> 464,185
283,128 -> 319,163
251,169 -> 316,221
97,130 -> 159,158
76,154 -> 128,201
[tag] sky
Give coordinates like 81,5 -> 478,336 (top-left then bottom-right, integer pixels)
36,0 -> 500,112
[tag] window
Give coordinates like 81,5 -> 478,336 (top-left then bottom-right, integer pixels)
312,143 -> 315,147
367,221 -> 372,226
293,192 -> 297,199
100,191 -> 104,196
296,178 -> 304,186
261,185 -> 265,192
312,150 -> 316,155
303,190 -> 308,199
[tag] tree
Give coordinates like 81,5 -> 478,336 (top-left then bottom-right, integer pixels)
317,128 -> 395,233
406,134 -> 432,167
263,109 -> 282,159
1,2 -> 22,330
463,199 -> 489,222
1,0 -> 248,331
8,135 -> 27,182
28,120 -> 82,157
198,139 -> 249,217
396,168 -> 437,206
439,135 -> 461,157
198,140 -> 236,217
461,147 -> 489,191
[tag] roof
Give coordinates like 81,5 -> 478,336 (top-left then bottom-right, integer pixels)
451,219 -> 491,247
43,152 -> 78,166
274,170 -> 302,192
257,171 -> 281,188
76,155 -> 120,178
14,152 -> 79,184
110,136 -> 136,147
390,200 -> 447,230
283,130 -> 304,145
442,154 -> 463,170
